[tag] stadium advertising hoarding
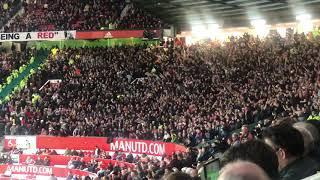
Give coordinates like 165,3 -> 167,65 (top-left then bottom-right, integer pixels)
4,136 -> 187,156
4,136 -> 36,149
0,31 -> 76,42
75,30 -> 161,39
18,154 -> 135,168
0,164 -> 97,179
0,30 -> 159,42
36,136 -> 187,156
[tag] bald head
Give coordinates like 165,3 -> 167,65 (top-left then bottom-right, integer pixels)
218,161 -> 270,180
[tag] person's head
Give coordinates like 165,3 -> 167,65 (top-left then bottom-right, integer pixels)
241,125 -> 248,134
232,133 -> 239,141
220,140 -> 278,179
262,125 -> 304,171
164,171 -> 192,180
293,122 -> 319,155
218,161 -> 270,180
271,117 -> 297,127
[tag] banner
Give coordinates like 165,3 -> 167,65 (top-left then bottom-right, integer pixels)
4,136 -> 36,149
0,31 -> 76,42
76,30 -> 160,39
4,136 -> 187,156
0,165 -> 97,178
19,154 -> 135,168
37,136 -> 187,156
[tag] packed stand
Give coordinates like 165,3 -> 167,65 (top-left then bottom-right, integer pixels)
118,8 -> 163,29
1,33 -> 320,146
2,0 -> 163,32
0,0 -> 21,29
0,50 -> 31,84
0,33 -> 320,179
3,0 -> 125,32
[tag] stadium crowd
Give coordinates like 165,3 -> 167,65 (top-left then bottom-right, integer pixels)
1,144 -> 199,179
2,33 -> 320,143
0,50 -> 31,84
0,32 -> 320,179
118,8 -> 162,30
2,0 -> 162,32
0,0 -> 21,29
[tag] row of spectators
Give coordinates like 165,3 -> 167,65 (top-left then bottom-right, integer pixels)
2,0 -> 163,32
13,147 -> 199,179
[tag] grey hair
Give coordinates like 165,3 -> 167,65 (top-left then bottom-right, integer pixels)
293,122 -> 319,155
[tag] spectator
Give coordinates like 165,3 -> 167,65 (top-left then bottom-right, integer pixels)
48,174 -> 58,180
165,171 -> 193,180
94,146 -> 101,158
228,133 -> 240,147
43,156 -> 51,166
239,125 -> 254,143
25,156 -> 35,165
220,140 -> 279,179
263,124 -> 319,180
218,161 -> 270,180
64,149 -> 72,156
126,152 -> 134,163
35,156 -> 43,165
293,122 -> 320,156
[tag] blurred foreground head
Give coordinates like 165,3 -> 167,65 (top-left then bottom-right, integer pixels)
293,122 -> 319,155
263,124 -> 304,170
218,161 -> 270,180
164,171 -> 192,180
220,140 -> 279,179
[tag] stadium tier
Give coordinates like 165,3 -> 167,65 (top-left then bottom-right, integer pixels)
1,0 -> 162,32
0,0 -> 21,29
0,0 -> 320,180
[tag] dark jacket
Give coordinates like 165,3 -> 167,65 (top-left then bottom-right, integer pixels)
280,157 -> 319,180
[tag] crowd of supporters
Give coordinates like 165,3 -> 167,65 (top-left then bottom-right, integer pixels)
0,50 -> 31,84
0,32 -> 320,179
218,118 -> 320,180
2,0 -> 162,32
1,144 -> 199,179
0,0 -> 21,29
1,33 -> 319,145
118,8 -> 162,30
4,117 -> 320,180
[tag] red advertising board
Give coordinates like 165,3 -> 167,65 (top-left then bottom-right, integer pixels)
4,138 -> 16,149
0,164 -> 97,178
37,136 -> 187,156
19,154 -> 135,168
75,30 -> 160,39
4,136 -> 37,149
4,136 -> 187,157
